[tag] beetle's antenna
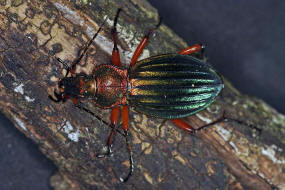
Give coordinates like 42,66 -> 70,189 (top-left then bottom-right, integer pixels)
75,102 -> 108,126
75,102 -> 125,136
54,17 -> 107,77
67,17 -> 108,76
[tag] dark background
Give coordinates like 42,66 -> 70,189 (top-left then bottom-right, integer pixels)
1,1 -> 284,189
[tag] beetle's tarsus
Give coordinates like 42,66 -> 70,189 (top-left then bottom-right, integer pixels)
146,16 -> 162,37
118,130 -> 134,183
96,145 -> 113,158
195,111 -> 262,135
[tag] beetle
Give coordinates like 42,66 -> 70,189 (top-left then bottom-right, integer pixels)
49,9 -> 224,182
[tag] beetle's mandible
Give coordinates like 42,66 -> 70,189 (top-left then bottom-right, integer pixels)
49,9 -> 224,182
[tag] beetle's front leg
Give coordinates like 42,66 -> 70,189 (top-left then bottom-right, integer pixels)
171,111 -> 262,135
171,116 -> 224,134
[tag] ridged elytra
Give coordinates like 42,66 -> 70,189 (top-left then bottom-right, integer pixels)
129,54 -> 223,119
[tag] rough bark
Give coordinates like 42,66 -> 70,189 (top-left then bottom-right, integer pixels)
0,1 -> 285,190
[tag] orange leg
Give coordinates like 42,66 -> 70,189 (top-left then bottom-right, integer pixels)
179,43 -> 204,55
122,106 -> 129,131
171,119 -> 196,133
107,107 -> 120,145
171,117 -> 226,134
96,107 -> 120,158
171,112 -> 262,135
130,18 -> 162,67
110,107 -> 120,126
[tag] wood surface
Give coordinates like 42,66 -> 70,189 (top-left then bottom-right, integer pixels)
0,0 -> 285,189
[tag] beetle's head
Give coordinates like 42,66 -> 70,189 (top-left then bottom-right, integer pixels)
49,77 -> 71,103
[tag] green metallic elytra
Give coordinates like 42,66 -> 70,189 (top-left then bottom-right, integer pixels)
128,54 -> 224,119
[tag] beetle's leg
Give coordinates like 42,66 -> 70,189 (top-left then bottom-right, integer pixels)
96,107 -> 121,157
119,105 -> 134,182
130,18 -> 162,67
172,112 -> 262,135
111,8 -> 122,66
74,103 -> 122,157
195,112 -> 262,134
179,44 -> 205,56
171,119 -> 196,133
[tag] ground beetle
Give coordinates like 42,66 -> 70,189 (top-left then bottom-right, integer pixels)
49,9 -> 225,182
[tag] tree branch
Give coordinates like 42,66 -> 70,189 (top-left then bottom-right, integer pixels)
0,1 -> 284,189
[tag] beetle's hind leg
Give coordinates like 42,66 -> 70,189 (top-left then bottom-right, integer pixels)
171,119 -> 196,133
195,111 -> 262,134
171,111 -> 262,135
